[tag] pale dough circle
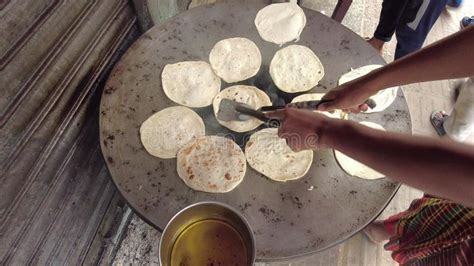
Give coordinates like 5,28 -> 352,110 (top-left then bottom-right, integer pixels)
213,85 -> 272,133
254,0 -> 306,45
334,121 -> 385,179
270,45 -> 324,93
162,61 -> 221,108
177,136 -> 247,193
291,93 -> 347,119
140,106 -> 205,159
245,128 -> 313,182
209,37 -> 262,83
338,65 -> 398,113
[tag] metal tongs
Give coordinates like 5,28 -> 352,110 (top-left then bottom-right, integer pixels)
216,98 -> 376,128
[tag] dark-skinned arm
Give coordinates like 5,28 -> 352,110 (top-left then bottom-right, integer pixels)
270,108 -> 474,209
327,118 -> 474,208
319,26 -> 474,112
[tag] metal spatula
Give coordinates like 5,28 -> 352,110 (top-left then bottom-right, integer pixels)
216,98 -> 377,123
216,99 -> 280,127
216,98 -> 333,123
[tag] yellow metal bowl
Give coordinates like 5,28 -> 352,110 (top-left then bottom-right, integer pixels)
159,201 -> 255,266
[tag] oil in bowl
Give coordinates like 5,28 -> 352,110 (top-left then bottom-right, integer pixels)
170,219 -> 248,266
159,202 -> 255,266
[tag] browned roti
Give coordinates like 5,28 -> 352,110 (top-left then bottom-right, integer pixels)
176,136 -> 246,193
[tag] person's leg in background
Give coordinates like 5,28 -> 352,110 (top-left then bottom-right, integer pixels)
431,78 -> 474,142
367,0 -> 412,54
428,5 -> 473,142
394,0 -> 449,59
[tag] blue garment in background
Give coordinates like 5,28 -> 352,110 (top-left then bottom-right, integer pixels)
447,0 -> 463,8
394,0 -> 449,59
374,0 -> 449,59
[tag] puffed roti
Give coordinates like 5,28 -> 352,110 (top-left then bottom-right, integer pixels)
254,0 -> 306,45
270,45 -> 324,93
335,121 -> 385,179
140,106 -> 205,159
245,128 -> 313,182
213,85 -> 272,132
209,37 -> 262,83
162,61 -> 221,107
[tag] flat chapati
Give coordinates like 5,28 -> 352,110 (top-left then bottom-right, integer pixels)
245,128 -> 313,182
140,106 -> 205,159
162,61 -> 221,107
270,45 -> 324,93
338,65 -> 398,113
209,37 -> 262,83
334,121 -> 385,179
254,0 -> 306,45
213,85 -> 272,132
291,93 -> 347,119
177,136 -> 246,193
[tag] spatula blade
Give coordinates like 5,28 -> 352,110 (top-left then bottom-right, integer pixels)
216,99 -> 252,121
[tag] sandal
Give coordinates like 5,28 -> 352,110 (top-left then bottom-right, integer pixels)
430,111 -> 448,137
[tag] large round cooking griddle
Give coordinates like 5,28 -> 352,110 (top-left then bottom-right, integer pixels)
100,0 -> 411,260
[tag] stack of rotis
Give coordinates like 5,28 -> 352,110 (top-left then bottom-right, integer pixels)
139,1 -> 397,193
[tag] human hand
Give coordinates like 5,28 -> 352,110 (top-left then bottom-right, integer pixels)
318,76 -> 380,113
266,108 -> 332,151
